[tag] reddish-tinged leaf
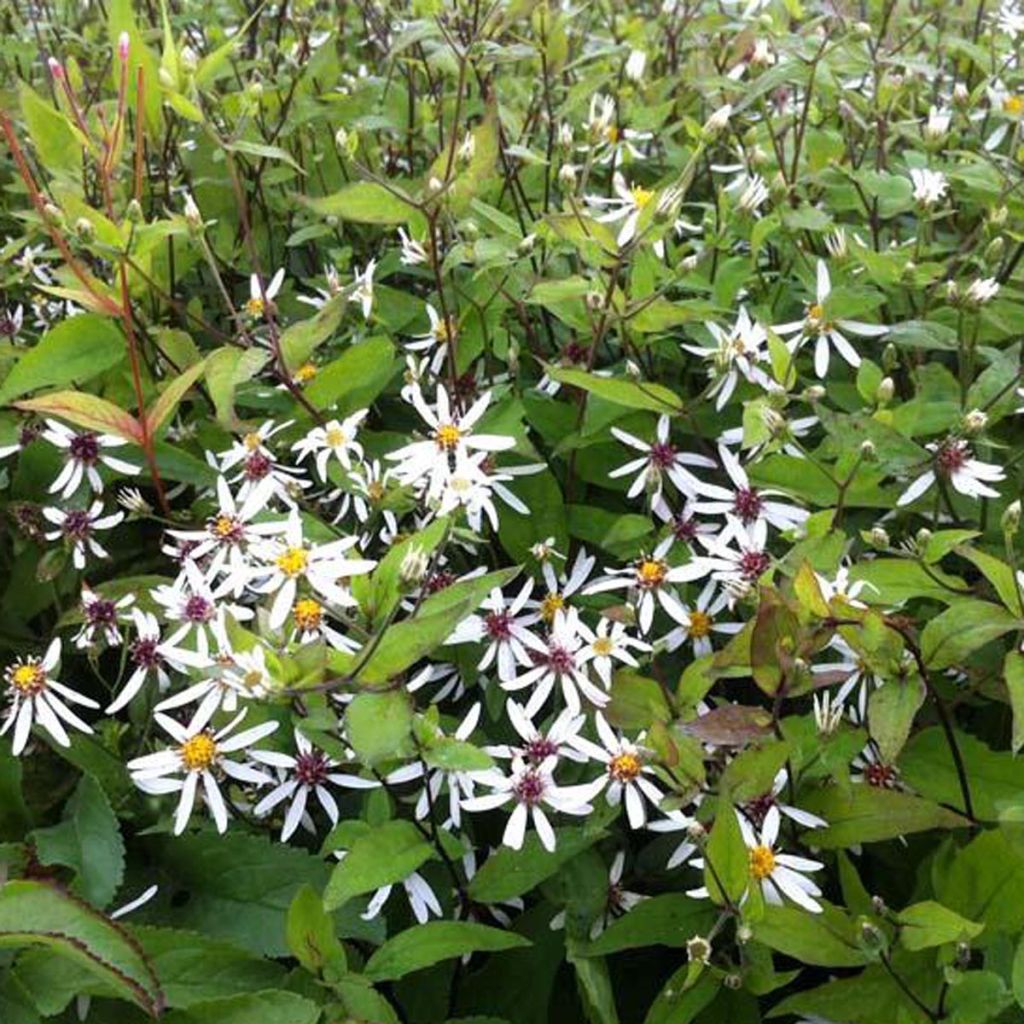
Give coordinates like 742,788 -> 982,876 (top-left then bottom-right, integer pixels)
14,391 -> 142,443
677,705 -> 773,746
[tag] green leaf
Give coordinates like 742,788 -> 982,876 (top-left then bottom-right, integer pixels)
14,390 -> 142,443
324,820 -> 435,911
955,545 -> 1024,616
146,358 -> 207,438
355,515 -> 450,628
920,599 -> 1021,670
423,737 -> 494,772
286,883 -> 345,975
848,559 -> 967,606
886,320 -> 959,351
0,746 -> 30,840
584,895 -> 712,955
163,990 -> 321,1024
355,568 -> 518,684
134,927 -> 286,1008
279,293 -> 346,372
0,315 -> 123,404
867,679 -> 924,763
467,827 -> 605,903
896,901 -> 984,951
345,690 -> 414,764
945,971 -> 1013,1024
1006,651 -> 1024,755
304,335 -> 397,414
18,82 -> 85,175
147,832 -> 331,956
365,921 -> 530,981
703,797 -> 748,905
224,138 -> 305,173
936,827 -> 1024,935
204,346 -> 271,428
544,366 -> 684,414
753,903 -> 873,967
30,774 -> 124,908
1012,932 -> 1024,1008
902,727 -> 1022,822
798,785 -> 970,847
0,881 -> 163,1017
719,741 -> 791,803
306,182 -> 414,224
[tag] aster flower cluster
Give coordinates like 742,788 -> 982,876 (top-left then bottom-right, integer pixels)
1,1 -> 1022,1021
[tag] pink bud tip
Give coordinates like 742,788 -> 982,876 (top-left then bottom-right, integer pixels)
118,31 -> 130,60
47,56 -> 65,79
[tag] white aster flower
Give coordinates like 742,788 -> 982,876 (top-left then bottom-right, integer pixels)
245,267 -> 285,318
570,713 -> 663,829
577,617 -> 650,687
684,307 -> 770,411
43,501 -> 123,570
248,509 -> 376,629
2,639 -> 99,754
43,421 -> 140,499
773,260 -> 888,378
909,167 -> 948,207
74,585 -> 134,649
739,806 -> 823,912
127,709 -> 278,834
253,730 -> 379,841
896,439 -> 1005,506
291,411 -> 368,482
461,754 -> 603,851
609,415 -> 716,502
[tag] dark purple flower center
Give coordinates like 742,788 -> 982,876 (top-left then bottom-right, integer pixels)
648,441 -> 677,469
864,761 -> 898,788
62,510 -> 92,540
485,610 -> 513,641
523,736 -> 558,763
294,750 -> 331,786
68,432 -> 100,465
85,598 -> 117,627
184,595 -> 214,623
425,570 -> 457,593
732,487 -> 763,523
131,636 -> 160,668
0,313 -> 18,337
563,341 -> 587,364
546,643 -> 575,675
513,769 -> 546,805
743,792 -> 776,828
935,441 -> 969,477
18,423 -> 41,447
244,452 -> 271,480
739,549 -> 770,580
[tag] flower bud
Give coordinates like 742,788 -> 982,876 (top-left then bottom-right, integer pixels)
625,359 -> 642,380
686,935 -> 712,963
962,408 -> 987,434
859,920 -> 885,950
915,528 -> 933,549
870,526 -> 890,548
183,192 -> 203,232
74,217 -> 95,241
118,31 -> 130,62
953,82 -> 970,107
985,236 -> 1005,263
680,253 -> 699,272
47,56 -> 65,80
882,343 -> 900,371
458,131 -> 475,165
876,377 -> 895,406
248,79 -> 263,100
1002,499 -> 1021,536
990,205 -> 1009,228
42,202 -> 64,227
158,67 -> 176,89
736,923 -> 753,943
803,384 -> 826,403
517,233 -> 537,256
399,545 -> 430,589
860,438 -> 877,460
724,974 -> 742,990
558,163 -> 578,189
854,20 -> 872,37
871,895 -> 888,915
586,291 -> 605,312
334,127 -> 349,151
702,103 -> 732,137
125,198 -> 143,224
558,123 -> 573,150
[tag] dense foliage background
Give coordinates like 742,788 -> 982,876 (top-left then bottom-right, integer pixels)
2,0 -> 1024,1021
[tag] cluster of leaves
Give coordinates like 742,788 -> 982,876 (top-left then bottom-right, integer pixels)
2,0 -> 1024,1023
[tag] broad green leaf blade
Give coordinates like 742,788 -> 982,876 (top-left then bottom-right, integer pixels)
146,358 -> 207,438
0,315 -> 124,404
544,365 -> 684,414
0,881 -> 163,1017
162,990 -> 321,1024
364,921 -> 530,981
323,820 -> 435,911
896,901 -> 984,951
753,903 -> 872,968
306,182 -> 414,224
14,391 -> 142,443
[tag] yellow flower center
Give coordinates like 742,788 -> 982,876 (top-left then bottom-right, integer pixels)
211,515 -> 238,539
8,662 -> 45,694
434,423 -> 462,451
605,124 -> 620,144
592,636 -> 615,656
243,432 -> 262,451
806,303 -> 830,332
325,427 -> 347,448
245,296 -> 265,317
294,598 -> 323,631
688,610 -> 713,639
294,362 -> 317,384
540,592 -> 565,623
180,733 -> 217,771
242,669 -> 264,690
432,318 -> 453,343
609,751 -> 643,782
1004,95 -> 1024,115
636,559 -> 668,588
630,185 -> 654,209
367,480 -> 385,502
275,546 -> 309,578
749,844 -> 776,880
